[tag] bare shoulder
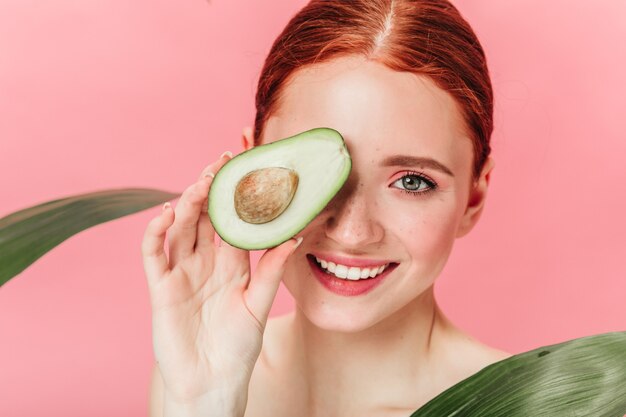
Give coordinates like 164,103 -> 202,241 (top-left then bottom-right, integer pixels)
465,334 -> 512,366
441,326 -> 512,385
465,341 -> 512,375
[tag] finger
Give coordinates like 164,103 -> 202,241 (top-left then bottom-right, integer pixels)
243,237 -> 303,327
194,173 -> 216,256
197,151 -> 232,181
195,152 -> 233,255
168,178 -> 213,266
142,203 -> 175,287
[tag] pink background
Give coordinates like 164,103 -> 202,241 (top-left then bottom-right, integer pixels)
1,0 -> 625,415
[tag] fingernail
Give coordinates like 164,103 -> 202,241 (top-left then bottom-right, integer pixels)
220,151 -> 233,159
293,236 -> 303,249
162,202 -> 171,211
204,172 -> 215,179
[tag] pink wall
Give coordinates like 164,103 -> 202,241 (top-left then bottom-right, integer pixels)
1,1 -> 624,415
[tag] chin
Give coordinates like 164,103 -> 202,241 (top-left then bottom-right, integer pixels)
297,302 -> 383,333
281,260 -> 386,333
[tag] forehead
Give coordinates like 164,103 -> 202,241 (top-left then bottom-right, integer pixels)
262,56 -> 472,167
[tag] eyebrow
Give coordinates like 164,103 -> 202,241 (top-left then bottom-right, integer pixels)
380,155 -> 455,177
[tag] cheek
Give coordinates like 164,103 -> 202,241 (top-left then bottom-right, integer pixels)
384,196 -> 460,262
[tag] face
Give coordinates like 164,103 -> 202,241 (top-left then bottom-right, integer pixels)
258,55 -> 488,332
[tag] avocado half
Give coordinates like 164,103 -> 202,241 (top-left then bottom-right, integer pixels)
208,127 -> 352,250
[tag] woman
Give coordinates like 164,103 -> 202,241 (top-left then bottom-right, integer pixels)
142,0 -> 511,415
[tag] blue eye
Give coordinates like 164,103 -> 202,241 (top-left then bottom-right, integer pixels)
391,171 -> 437,197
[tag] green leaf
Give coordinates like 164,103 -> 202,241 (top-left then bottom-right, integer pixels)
411,331 -> 626,417
0,188 -> 180,286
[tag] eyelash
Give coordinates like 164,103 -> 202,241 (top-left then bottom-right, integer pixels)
391,171 -> 438,197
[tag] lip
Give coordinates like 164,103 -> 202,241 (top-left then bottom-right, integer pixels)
309,252 -> 394,268
306,254 -> 398,296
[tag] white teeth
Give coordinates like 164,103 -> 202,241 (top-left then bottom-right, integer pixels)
314,256 -> 390,280
347,267 -> 361,280
334,264 -> 348,278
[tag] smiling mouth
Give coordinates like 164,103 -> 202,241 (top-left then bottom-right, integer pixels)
305,254 -> 399,296
306,254 -> 398,281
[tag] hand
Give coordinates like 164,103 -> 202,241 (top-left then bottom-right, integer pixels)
141,152 -> 302,406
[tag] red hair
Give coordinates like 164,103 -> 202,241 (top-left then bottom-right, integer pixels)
254,0 -> 493,181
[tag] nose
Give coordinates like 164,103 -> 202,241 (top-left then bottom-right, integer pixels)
322,176 -> 384,249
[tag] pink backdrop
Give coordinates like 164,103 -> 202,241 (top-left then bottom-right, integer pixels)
1,1 -> 624,415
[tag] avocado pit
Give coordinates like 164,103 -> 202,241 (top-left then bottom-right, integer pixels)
234,167 -> 299,224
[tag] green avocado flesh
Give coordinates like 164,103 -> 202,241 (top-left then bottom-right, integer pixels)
208,127 -> 352,250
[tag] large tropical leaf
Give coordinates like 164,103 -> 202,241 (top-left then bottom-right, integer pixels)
411,331 -> 626,416
0,188 -> 180,286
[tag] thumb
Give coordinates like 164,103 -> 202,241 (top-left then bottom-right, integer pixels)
244,237 -> 303,327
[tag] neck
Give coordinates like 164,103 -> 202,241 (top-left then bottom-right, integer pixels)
283,286 -> 451,414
